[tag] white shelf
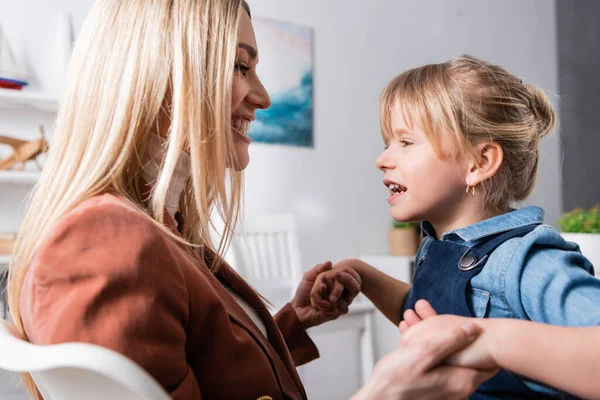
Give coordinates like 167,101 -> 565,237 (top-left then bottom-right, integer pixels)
0,170 -> 40,185
0,89 -> 58,112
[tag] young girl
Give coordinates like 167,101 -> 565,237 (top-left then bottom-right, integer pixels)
312,55 -> 600,399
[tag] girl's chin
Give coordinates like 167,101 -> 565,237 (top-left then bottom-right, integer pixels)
391,209 -> 419,223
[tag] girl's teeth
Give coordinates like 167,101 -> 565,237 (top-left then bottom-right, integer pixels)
388,183 -> 406,194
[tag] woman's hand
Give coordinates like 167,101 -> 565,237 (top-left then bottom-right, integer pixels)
353,321 -> 498,400
290,261 -> 361,329
400,300 -> 499,371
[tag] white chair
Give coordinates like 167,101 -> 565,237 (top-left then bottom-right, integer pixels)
229,213 -> 376,385
229,214 -> 303,310
0,320 -> 170,400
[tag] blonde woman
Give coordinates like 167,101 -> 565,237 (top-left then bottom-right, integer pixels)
8,1 -> 493,399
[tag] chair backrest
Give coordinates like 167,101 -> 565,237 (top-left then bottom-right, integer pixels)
229,214 -> 303,309
0,320 -> 170,400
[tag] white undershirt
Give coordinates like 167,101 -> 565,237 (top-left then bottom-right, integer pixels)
228,291 -> 268,338
141,134 -> 268,338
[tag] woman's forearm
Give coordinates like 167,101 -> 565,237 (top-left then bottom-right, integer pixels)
484,319 -> 600,399
352,260 -> 410,325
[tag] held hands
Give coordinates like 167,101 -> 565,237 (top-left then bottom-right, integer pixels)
309,259 -> 363,315
400,300 -> 499,371
290,261 -> 362,329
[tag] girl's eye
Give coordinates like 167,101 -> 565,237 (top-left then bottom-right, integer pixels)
400,140 -> 412,147
235,62 -> 250,77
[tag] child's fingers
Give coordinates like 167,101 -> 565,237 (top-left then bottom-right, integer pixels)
310,281 -> 331,308
399,320 -> 409,334
321,274 -> 333,292
336,298 -> 349,314
319,282 -> 328,298
414,299 -> 438,320
322,276 -> 336,297
328,280 -> 345,303
318,284 -> 332,305
403,309 -> 422,327
342,267 -> 362,286
334,271 -> 361,300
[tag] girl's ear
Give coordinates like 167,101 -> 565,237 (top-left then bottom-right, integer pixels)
464,141 -> 503,187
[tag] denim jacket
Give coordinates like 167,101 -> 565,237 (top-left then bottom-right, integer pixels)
417,206 -> 600,395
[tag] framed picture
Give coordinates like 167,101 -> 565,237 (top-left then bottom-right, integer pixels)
250,18 -> 314,148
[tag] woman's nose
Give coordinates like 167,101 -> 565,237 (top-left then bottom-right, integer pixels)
248,77 -> 271,110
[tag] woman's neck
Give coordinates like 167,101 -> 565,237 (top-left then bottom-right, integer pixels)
140,133 -> 191,223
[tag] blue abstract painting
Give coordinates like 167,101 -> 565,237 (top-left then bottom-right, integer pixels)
250,18 -> 314,147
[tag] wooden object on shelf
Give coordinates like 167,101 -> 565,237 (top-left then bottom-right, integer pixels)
388,227 -> 419,256
0,125 -> 48,171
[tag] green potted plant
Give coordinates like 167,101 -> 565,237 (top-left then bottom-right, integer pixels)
389,220 -> 420,256
558,205 -> 600,275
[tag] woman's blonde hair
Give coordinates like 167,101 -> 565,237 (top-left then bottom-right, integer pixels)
8,0 -> 249,396
380,54 -> 556,212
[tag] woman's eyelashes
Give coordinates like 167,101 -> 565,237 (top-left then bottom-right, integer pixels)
235,62 -> 250,77
399,139 -> 413,147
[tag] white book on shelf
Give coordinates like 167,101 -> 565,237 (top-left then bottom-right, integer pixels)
0,26 -> 28,84
0,27 -> 60,111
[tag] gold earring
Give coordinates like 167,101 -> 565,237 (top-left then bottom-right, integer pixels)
466,184 -> 475,198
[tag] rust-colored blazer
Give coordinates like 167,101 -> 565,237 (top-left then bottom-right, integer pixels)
20,194 -> 319,399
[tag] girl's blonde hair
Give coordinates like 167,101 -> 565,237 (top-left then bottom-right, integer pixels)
8,0 -> 249,396
380,54 -> 556,212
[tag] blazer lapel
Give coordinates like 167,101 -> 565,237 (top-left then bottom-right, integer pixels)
212,260 -> 306,400
138,178 -> 306,399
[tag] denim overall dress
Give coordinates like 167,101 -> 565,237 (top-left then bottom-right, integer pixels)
402,224 -> 576,399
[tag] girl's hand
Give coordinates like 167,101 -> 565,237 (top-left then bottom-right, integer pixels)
399,298 -> 438,333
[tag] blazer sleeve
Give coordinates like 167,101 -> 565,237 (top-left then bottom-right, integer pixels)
20,198 -> 201,400
273,303 -> 319,366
